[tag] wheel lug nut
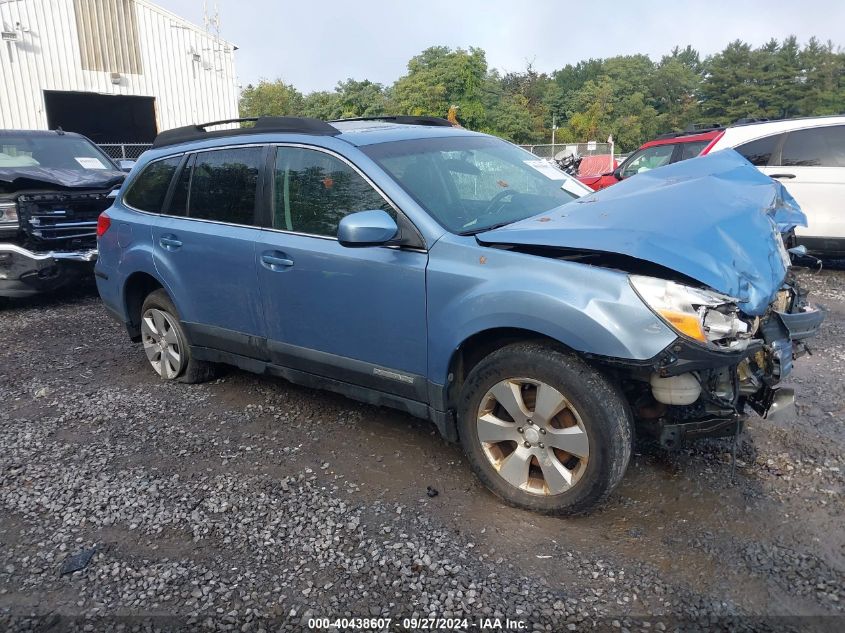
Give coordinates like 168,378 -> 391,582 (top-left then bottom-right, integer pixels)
539,443 -> 545,449
523,441 -> 531,448
517,427 -> 523,433
539,428 -> 546,435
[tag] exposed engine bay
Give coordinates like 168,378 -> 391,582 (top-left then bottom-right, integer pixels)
621,272 -> 822,448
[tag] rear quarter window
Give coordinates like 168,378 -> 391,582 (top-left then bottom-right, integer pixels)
123,156 -> 181,212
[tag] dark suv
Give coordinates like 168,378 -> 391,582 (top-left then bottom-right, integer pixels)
0,130 -> 125,297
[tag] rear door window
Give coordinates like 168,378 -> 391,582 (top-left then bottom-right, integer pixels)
780,126 -> 845,167
735,134 -> 783,166
188,147 -> 263,225
123,156 -> 181,212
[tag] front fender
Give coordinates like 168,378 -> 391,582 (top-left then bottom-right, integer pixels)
426,235 -> 676,385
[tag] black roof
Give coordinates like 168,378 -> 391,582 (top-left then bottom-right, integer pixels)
151,117 -> 339,149
151,115 -> 457,149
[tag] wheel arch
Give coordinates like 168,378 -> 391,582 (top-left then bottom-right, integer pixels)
123,271 -> 166,341
444,327 -> 572,412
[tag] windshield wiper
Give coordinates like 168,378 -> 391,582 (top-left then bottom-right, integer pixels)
459,219 -> 519,236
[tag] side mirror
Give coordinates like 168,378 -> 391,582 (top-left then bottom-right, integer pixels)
612,166 -> 624,180
337,210 -> 398,247
118,159 -> 136,172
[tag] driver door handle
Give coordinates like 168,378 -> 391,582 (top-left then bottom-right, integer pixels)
770,173 -> 796,179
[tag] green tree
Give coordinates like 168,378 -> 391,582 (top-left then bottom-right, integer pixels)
301,91 -> 342,119
391,46 -> 490,128
238,38 -> 845,152
652,46 -> 703,131
700,40 -> 760,123
239,79 -> 304,118
799,38 -> 845,115
335,79 -> 387,118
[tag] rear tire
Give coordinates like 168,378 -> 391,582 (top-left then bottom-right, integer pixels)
140,289 -> 217,383
457,342 -> 632,515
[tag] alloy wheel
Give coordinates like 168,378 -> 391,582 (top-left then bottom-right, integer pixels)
141,308 -> 183,379
476,378 -> 590,495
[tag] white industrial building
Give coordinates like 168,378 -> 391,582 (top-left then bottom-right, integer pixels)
0,0 -> 238,146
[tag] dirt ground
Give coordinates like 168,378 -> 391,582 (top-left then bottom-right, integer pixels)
0,265 -> 842,632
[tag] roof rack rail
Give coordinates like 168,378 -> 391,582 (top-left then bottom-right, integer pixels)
655,123 -> 725,140
331,115 -> 456,128
683,122 -> 723,133
733,117 -> 770,125
151,116 -> 340,149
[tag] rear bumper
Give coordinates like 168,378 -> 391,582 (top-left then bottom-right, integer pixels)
0,243 -> 97,297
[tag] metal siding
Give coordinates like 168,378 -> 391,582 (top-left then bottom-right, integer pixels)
0,0 -> 238,132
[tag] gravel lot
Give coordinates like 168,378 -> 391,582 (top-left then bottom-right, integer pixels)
0,266 -> 843,632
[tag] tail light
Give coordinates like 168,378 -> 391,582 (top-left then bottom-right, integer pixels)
96,212 -> 111,238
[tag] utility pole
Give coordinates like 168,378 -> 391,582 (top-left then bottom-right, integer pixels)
551,114 -> 557,161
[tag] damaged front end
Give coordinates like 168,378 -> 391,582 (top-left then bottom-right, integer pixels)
628,272 -> 823,449
476,150 -> 825,448
1,177 -> 122,298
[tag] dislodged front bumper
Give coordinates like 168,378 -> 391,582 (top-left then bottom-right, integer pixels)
634,292 -> 824,448
0,243 -> 97,297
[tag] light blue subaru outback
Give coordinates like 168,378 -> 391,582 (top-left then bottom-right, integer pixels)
96,116 -> 823,514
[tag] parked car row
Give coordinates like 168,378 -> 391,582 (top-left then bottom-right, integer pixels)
581,116 -> 845,258
92,115 -> 822,515
578,125 -> 725,190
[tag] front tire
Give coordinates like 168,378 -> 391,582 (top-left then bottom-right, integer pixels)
140,289 -> 217,383
457,342 -> 632,515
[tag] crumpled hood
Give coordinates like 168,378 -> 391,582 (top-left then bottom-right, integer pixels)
0,167 -> 125,193
477,150 -> 806,316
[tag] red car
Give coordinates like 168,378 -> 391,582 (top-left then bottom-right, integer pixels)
580,126 -> 725,191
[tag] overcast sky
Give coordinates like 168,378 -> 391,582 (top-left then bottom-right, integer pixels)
155,0 -> 845,93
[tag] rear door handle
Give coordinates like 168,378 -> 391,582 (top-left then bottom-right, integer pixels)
261,252 -> 294,271
770,173 -> 796,179
159,235 -> 182,250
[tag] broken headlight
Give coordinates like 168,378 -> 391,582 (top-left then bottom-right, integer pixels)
630,275 -> 750,347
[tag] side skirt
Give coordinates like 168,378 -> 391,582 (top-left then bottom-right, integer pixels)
190,346 -> 458,443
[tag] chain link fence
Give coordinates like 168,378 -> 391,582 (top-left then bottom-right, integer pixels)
98,143 -> 153,161
519,142 -> 616,177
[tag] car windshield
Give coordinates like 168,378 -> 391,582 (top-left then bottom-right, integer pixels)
363,136 -> 580,234
0,135 -> 115,170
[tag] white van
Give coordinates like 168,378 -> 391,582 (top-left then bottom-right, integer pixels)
710,116 -> 845,257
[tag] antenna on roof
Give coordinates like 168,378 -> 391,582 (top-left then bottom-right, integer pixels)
203,0 -> 220,38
